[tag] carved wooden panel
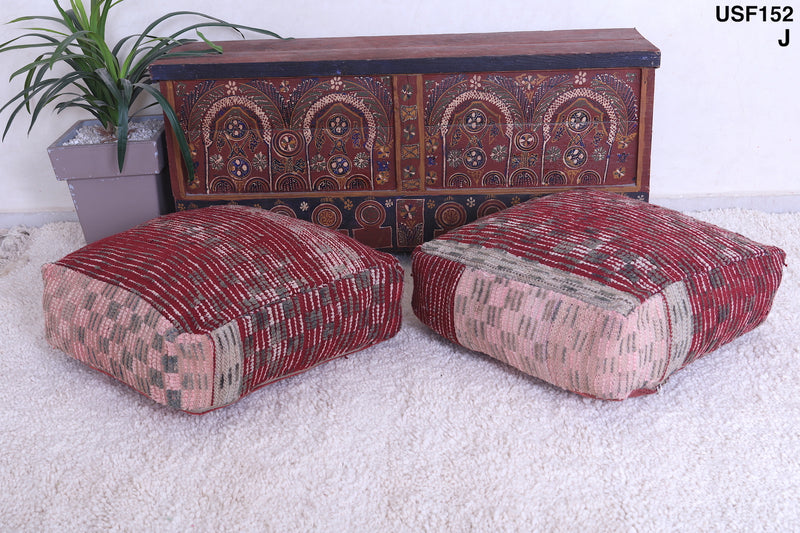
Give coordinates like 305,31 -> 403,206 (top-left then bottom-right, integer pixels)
175,75 -> 396,196
152,29 -> 660,251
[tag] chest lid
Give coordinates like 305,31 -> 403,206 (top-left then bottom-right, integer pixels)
150,28 -> 660,80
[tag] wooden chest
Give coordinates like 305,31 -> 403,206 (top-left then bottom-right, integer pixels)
151,28 -> 660,251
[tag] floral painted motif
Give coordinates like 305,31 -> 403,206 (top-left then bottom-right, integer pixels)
354,152 -> 370,168
491,145 -> 508,162
253,152 -> 269,171
210,154 -> 224,170
399,204 -> 417,220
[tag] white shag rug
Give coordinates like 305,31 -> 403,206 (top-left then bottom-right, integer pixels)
0,209 -> 798,532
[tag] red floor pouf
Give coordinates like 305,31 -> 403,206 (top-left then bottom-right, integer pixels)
42,205 -> 404,413
412,190 -> 786,399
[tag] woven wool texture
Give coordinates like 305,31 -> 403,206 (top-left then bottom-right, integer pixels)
42,205 -> 404,413
412,189 -> 787,399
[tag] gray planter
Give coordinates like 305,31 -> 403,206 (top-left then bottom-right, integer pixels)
47,116 -> 173,243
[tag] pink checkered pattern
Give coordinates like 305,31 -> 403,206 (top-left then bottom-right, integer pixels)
413,190 -> 786,399
43,205 -> 403,413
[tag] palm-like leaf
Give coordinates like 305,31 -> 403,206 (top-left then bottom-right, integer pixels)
1,0 -> 283,175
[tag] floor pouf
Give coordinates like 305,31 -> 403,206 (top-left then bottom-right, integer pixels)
42,205 -> 404,413
412,189 -> 786,399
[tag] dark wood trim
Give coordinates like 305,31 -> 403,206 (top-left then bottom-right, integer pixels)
637,68 -> 657,195
174,184 -> 644,203
151,28 -> 660,80
159,81 -> 188,201
152,52 -> 660,80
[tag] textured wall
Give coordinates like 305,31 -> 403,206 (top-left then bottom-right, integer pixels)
0,0 -> 797,213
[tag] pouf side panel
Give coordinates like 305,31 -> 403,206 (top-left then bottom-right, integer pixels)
42,263 -> 216,411
682,251 -> 787,366
659,282 -> 696,381
450,268 -> 604,393
595,283 -> 694,398
411,250 -> 465,343
450,268 -> 693,399
209,320 -> 245,410
240,264 -> 404,395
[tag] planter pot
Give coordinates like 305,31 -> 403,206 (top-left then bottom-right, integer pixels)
47,116 -> 174,243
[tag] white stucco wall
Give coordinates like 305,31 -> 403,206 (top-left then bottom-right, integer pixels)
1,0 -> 797,215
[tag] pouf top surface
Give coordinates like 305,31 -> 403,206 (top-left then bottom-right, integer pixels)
422,189 -> 785,314
53,205 -> 396,334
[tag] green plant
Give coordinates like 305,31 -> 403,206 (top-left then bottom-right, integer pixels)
0,0 -> 282,176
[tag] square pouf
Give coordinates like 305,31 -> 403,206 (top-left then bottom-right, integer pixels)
412,190 -> 786,399
43,205 -> 403,413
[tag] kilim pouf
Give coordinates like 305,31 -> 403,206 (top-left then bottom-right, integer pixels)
42,205 -> 404,413
412,189 -> 786,400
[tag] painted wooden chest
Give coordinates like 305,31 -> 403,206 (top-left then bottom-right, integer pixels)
151,28 -> 660,251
